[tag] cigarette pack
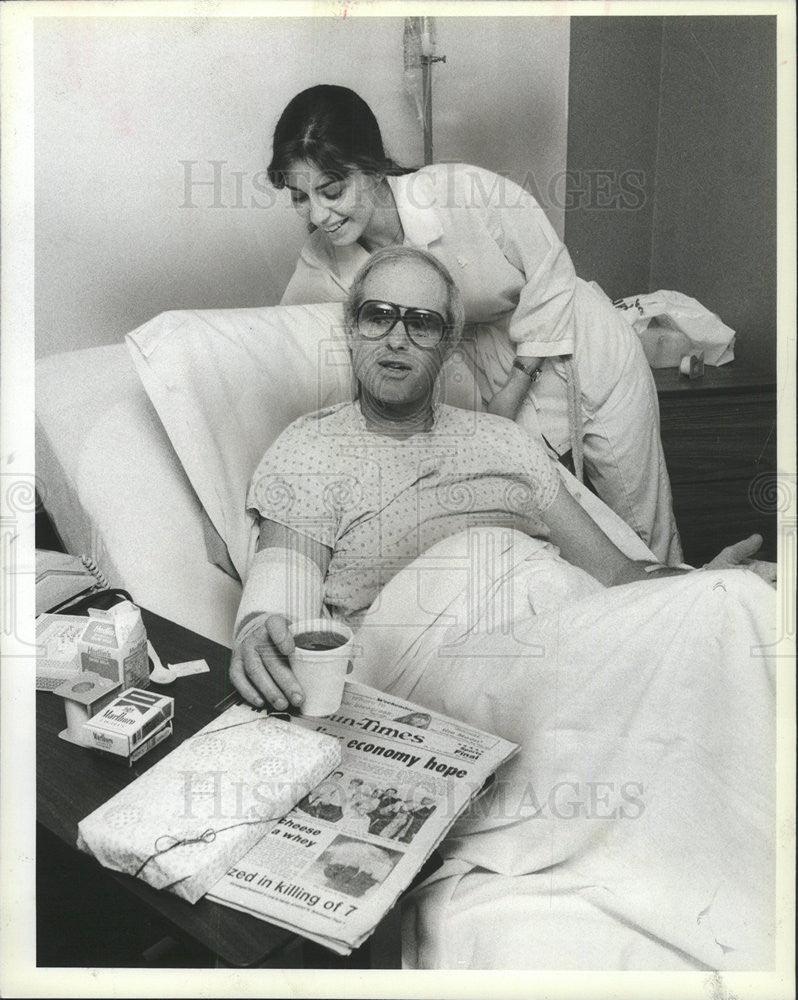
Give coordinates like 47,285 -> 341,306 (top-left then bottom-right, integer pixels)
36,614 -> 86,690
83,688 -> 174,757
90,720 -> 173,767
54,672 -> 122,746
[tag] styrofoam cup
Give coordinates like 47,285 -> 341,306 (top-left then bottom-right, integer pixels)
288,618 -> 353,716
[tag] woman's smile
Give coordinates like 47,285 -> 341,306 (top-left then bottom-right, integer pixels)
283,159 -> 404,252
324,218 -> 347,235
283,160 -> 384,246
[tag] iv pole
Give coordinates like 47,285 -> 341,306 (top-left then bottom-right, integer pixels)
419,19 -> 446,165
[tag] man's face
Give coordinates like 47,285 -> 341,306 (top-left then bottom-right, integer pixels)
349,258 -> 451,413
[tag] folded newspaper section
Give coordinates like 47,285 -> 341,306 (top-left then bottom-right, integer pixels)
207,682 -> 518,954
77,708 -> 342,903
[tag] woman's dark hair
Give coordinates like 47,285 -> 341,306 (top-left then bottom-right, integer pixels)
268,85 -> 413,188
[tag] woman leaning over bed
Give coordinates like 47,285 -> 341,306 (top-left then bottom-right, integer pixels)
230,246 -> 774,712
267,84 -> 683,566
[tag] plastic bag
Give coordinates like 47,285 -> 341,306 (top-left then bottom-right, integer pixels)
613,290 -> 735,368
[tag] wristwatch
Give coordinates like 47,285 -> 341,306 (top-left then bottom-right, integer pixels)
512,358 -> 543,382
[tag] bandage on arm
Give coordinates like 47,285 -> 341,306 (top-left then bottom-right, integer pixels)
233,520 -> 330,645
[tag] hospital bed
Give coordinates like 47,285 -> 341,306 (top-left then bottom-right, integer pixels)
35,303 -> 778,971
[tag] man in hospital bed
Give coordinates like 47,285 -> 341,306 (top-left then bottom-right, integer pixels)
230,246 -> 778,970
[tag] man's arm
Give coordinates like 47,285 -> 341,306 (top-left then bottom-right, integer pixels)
229,518 -> 332,708
541,482 -> 776,587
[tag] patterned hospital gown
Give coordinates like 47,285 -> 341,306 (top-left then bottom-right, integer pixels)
246,401 -> 560,619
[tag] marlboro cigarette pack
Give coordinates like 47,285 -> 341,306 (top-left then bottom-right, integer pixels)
90,721 -> 173,767
83,687 -> 174,757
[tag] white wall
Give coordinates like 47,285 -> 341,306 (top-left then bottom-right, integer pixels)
34,15 -> 570,357
433,15 -> 570,232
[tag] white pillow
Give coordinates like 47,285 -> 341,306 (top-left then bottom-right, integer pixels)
126,303 -> 481,581
36,344 -> 243,645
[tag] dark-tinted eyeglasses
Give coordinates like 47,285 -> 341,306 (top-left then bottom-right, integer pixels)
355,300 -> 447,349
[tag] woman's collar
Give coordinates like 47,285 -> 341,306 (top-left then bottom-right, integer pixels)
299,229 -> 369,280
386,171 -> 443,249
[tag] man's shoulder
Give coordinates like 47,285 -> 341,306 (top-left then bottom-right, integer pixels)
436,406 -> 540,459
261,402 -> 356,457
282,401 -> 355,435
439,404 -> 527,438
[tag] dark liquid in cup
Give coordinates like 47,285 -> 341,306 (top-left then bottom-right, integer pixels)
293,630 -> 348,651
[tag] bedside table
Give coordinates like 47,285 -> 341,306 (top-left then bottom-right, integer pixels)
653,360 -> 778,566
36,606 -> 410,969
36,607 -> 303,968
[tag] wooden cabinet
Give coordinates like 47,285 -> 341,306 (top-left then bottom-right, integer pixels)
654,362 -> 778,566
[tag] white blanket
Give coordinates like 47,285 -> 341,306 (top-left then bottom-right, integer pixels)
351,528 -> 776,970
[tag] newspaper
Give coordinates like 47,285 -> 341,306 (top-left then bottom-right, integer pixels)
206,680 -> 517,955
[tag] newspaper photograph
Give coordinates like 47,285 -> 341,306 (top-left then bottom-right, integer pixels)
207,681 -> 518,954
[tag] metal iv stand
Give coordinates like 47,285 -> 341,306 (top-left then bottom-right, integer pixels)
420,23 -> 446,165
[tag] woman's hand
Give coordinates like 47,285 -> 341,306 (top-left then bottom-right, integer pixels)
704,533 -> 777,586
229,613 -> 305,710
486,359 -> 542,420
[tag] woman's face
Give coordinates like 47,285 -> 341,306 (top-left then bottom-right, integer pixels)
349,258 -> 452,414
284,159 -> 381,246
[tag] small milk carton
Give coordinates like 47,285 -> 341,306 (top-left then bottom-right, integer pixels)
77,601 -> 150,690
